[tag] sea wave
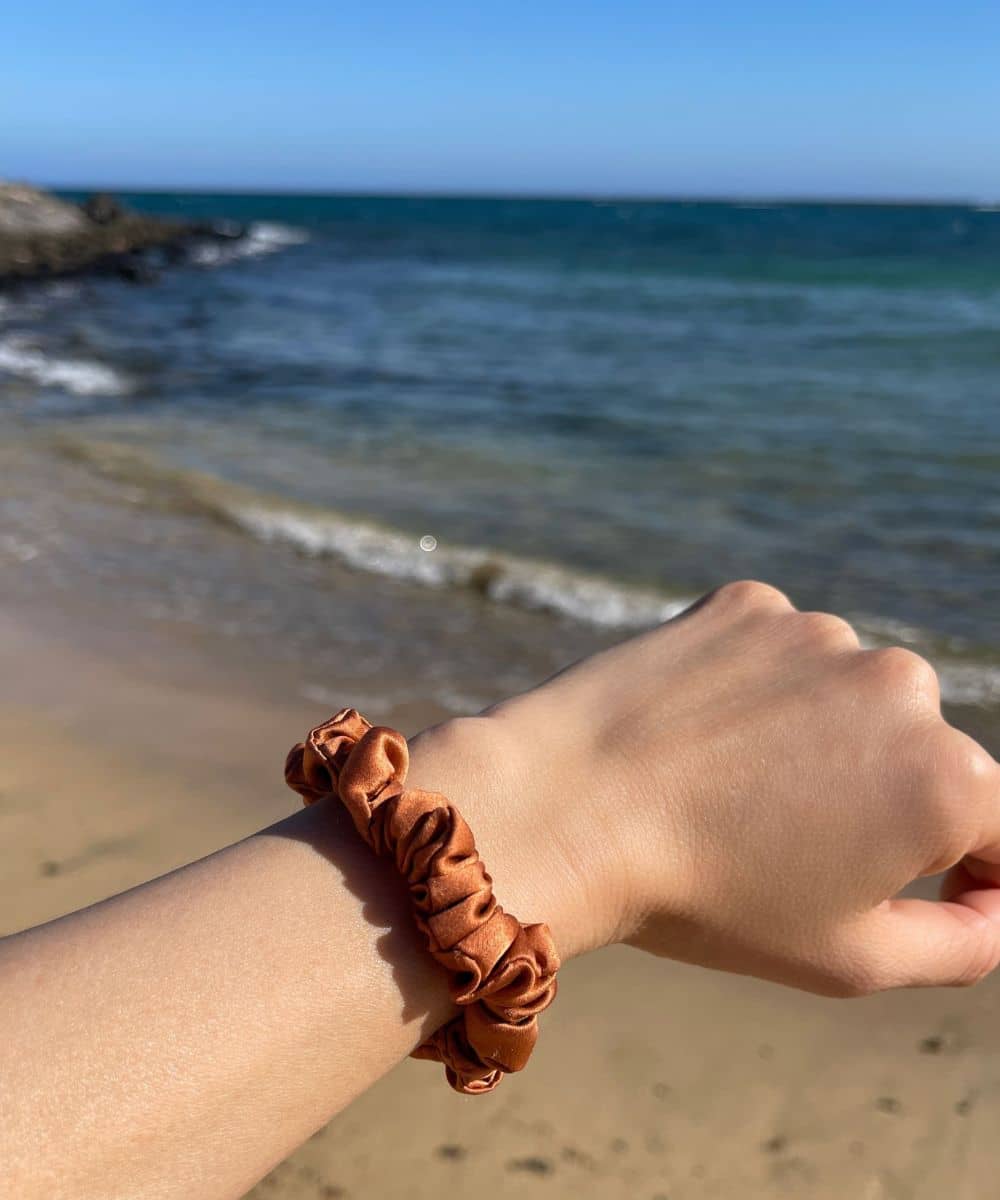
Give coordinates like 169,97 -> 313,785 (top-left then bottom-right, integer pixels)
0,337 -> 131,396
188,222 -> 310,267
933,663 -> 1000,707
50,435 -> 1000,706
51,435 -> 694,629
234,503 -> 692,628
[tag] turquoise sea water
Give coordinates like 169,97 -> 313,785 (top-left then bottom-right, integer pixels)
1,194 -> 998,709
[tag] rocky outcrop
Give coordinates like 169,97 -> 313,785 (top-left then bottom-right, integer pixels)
0,183 -> 90,235
80,192 -> 126,225
0,182 -> 244,285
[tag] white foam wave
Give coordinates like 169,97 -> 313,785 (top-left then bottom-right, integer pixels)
936,663 -> 1000,707
189,222 -> 309,267
240,505 -> 1000,694
228,503 -> 691,629
484,559 -> 692,627
856,616 -> 932,646
0,337 -> 131,396
210,504 -> 1000,686
0,534 -> 40,563
46,436 -> 1000,706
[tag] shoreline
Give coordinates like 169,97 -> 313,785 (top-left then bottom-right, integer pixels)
1,421 -> 996,756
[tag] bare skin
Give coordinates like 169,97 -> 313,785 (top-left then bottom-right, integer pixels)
2,581 -> 999,1199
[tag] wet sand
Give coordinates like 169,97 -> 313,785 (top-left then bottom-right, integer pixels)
3,601 -> 1000,1200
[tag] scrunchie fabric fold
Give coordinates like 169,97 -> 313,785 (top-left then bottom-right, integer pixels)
285,708 -> 560,1094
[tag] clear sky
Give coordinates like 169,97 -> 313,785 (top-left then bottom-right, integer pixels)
3,1 -> 999,199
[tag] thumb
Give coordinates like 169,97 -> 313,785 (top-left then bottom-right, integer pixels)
848,894 -> 1000,992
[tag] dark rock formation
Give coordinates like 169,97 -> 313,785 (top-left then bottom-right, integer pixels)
0,182 -> 246,286
81,192 -> 126,225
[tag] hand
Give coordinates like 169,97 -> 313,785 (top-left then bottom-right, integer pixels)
412,581 -> 1000,996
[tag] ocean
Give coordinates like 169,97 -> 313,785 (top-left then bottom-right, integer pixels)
1,193 -> 998,720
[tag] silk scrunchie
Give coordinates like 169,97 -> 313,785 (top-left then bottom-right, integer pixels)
285,708 -> 560,1094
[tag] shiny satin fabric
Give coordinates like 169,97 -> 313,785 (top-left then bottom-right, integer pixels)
285,708 -> 560,1094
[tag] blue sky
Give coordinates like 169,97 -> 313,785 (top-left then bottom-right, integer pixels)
3,2 -> 999,198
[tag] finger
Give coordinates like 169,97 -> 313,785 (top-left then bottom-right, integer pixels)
914,723 -> 1000,876
940,857 -> 1000,901
944,728 -> 1000,861
849,896 -> 1000,991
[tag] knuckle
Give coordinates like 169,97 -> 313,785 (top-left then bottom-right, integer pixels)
955,738 -> 999,796
864,647 -> 940,700
710,579 -> 792,615
921,730 -> 1000,858
904,727 -> 973,848
922,725 -> 996,804
796,611 -> 860,652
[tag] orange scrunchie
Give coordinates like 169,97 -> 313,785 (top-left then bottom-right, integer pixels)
284,708 -> 560,1094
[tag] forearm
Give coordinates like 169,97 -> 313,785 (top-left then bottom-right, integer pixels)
1,798 -> 446,1198
0,716 -> 587,1200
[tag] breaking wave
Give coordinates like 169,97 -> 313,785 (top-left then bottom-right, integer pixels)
188,222 -> 309,267
51,434 -> 1000,705
0,337 -> 131,396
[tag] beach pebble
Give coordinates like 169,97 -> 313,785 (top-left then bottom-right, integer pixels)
507,1156 -> 553,1176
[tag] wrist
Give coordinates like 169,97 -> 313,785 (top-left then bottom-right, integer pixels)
406,712 -> 625,961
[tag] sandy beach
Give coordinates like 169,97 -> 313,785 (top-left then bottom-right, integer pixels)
3,595 -> 1000,1200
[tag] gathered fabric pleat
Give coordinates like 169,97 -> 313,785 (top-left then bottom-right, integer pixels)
285,708 -> 559,1094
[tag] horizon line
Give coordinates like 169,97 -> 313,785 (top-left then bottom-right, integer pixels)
37,181 -> 994,208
